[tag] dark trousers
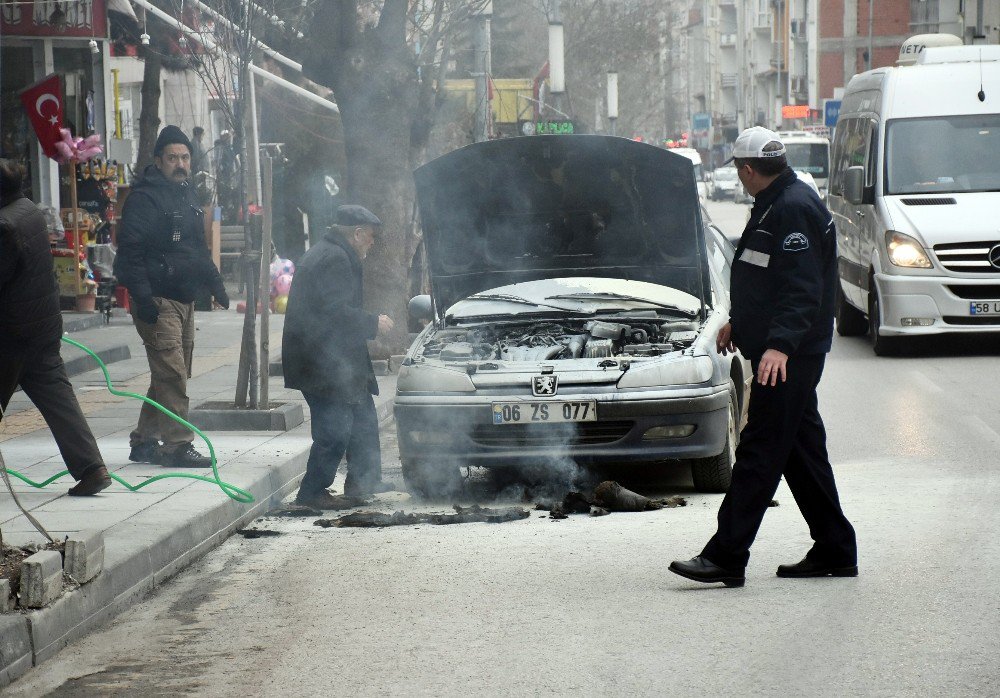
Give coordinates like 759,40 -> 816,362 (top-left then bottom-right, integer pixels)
701,354 -> 857,570
0,349 -> 105,480
298,392 -> 382,496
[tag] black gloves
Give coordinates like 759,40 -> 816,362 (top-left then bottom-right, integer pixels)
136,299 -> 159,325
214,286 -> 230,309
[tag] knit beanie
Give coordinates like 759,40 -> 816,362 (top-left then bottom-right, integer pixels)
153,125 -> 193,156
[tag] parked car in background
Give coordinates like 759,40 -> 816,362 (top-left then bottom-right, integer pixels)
709,166 -> 739,200
672,147 -> 710,202
396,135 -> 751,498
778,130 -> 831,200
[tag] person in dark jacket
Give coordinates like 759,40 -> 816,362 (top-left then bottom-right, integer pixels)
113,126 -> 229,468
283,205 -> 395,508
670,128 -> 857,587
0,159 -> 112,495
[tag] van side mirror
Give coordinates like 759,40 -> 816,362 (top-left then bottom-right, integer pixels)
408,294 -> 433,323
844,166 -> 865,205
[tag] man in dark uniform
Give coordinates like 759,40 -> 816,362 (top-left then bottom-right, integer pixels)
114,126 -> 229,468
283,205 -> 395,509
670,127 -> 857,587
0,159 -> 112,495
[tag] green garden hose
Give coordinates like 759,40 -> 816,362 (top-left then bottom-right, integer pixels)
0,336 -> 254,504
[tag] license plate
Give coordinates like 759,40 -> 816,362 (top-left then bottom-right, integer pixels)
491,401 -> 597,425
969,301 -> 1000,316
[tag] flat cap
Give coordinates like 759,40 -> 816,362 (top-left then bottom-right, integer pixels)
336,204 -> 382,228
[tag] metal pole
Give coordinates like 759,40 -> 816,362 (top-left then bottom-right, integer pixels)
867,0 -> 874,71
247,61 -> 263,205
259,155 -> 272,409
473,9 -> 492,142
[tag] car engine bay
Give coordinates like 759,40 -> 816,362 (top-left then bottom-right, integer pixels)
417,319 -> 701,363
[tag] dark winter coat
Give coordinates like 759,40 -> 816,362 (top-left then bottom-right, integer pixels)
730,167 -> 837,361
113,165 -> 224,306
0,193 -> 62,355
282,230 -> 378,401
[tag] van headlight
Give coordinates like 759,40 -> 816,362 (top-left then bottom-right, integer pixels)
886,230 -> 932,269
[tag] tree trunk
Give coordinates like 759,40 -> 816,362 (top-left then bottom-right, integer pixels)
136,51 -> 162,173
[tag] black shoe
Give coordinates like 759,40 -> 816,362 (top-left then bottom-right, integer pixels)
343,480 -> 398,498
129,441 -> 161,463
776,557 -> 858,578
68,466 -> 113,496
161,443 -> 213,468
669,556 -> 746,587
294,490 -> 364,510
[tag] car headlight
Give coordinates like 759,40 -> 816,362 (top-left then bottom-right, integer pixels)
396,364 -> 476,393
616,355 -> 714,390
886,230 -> 932,268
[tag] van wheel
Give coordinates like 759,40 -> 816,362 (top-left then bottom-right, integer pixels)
835,282 -> 868,336
868,279 -> 900,356
401,459 -> 463,500
691,382 -> 737,493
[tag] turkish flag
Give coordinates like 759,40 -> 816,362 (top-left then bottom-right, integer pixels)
20,74 -> 63,160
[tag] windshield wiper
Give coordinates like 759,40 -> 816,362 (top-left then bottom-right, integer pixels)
545,292 -> 698,317
466,293 -> 582,313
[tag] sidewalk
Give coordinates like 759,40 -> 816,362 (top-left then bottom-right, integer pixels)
0,309 -> 397,686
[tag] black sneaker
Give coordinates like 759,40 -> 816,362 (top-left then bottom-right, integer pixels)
161,443 -> 213,469
129,441 -> 161,463
68,466 -> 113,496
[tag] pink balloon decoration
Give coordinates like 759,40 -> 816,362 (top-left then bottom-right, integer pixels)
273,273 -> 293,296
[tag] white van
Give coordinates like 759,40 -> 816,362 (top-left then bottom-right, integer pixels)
777,131 -> 831,199
828,37 -> 1000,355
672,147 -> 710,202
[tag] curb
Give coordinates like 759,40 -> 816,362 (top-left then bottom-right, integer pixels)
0,395 -> 396,687
61,309 -> 128,334
63,344 -> 131,380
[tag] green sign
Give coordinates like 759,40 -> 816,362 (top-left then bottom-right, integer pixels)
521,120 -> 576,136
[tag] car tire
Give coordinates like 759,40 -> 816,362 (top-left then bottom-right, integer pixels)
691,382 -> 737,493
401,459 -> 463,500
868,277 -> 900,356
835,281 -> 868,337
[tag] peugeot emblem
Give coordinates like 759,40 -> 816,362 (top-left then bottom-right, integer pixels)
532,375 -> 558,397
989,244 -> 1000,270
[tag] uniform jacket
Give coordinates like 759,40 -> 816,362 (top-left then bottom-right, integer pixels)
0,194 -> 62,354
730,167 -> 837,361
282,230 -> 378,401
113,165 -> 224,306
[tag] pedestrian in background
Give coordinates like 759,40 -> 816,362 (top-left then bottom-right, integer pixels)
283,205 -> 395,508
0,159 -> 112,495
189,126 -> 207,176
113,126 -> 229,468
670,127 -> 857,587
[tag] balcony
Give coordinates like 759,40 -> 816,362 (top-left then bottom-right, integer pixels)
754,12 -> 771,31
720,32 -> 736,47
721,73 -> 738,88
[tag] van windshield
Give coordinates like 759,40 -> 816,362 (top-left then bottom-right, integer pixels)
886,115 -> 1000,194
784,143 -> 829,178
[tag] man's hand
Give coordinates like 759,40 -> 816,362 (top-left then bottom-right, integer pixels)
716,322 -> 736,355
377,314 -> 394,337
136,300 -> 159,325
757,349 -> 789,386
213,288 -> 230,310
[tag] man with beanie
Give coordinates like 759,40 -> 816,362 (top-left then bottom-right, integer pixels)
669,127 -> 857,587
114,125 -> 230,468
283,205 -> 395,508
0,159 -> 112,495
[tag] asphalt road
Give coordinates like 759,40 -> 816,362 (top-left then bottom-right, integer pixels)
11,201 -> 1000,697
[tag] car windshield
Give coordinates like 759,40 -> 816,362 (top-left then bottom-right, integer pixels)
886,115 -> 1000,195
784,142 -> 829,178
713,168 -> 737,181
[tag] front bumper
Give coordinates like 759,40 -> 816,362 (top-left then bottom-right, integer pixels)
394,387 -> 730,467
875,273 -> 1000,336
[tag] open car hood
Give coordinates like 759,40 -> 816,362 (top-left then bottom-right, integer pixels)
413,135 -> 711,315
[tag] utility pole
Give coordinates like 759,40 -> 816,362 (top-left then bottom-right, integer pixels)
473,1 -> 493,142
607,71 -> 618,136
548,0 -> 565,117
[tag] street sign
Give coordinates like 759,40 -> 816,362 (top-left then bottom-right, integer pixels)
692,113 -> 711,131
521,120 -> 575,136
823,99 -> 842,128
782,104 -> 811,120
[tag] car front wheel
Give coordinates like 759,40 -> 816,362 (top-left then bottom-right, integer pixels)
691,382 -> 737,493
868,277 -> 901,356
835,281 -> 868,336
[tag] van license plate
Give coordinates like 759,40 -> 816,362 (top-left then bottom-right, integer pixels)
492,401 -> 597,425
969,301 -> 1000,316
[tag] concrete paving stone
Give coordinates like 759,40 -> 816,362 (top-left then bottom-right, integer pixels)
65,531 -> 105,584
26,568 -> 117,666
0,615 -> 32,685
0,580 -> 13,613
20,550 -> 63,609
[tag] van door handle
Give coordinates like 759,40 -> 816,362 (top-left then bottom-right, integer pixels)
855,210 -> 865,218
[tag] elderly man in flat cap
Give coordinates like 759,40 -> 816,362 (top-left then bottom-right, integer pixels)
283,204 -> 396,508
114,125 -> 229,468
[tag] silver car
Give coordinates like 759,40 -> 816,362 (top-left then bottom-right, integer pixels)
395,135 -> 751,497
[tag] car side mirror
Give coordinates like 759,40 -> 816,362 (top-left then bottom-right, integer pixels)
408,294 -> 433,323
844,166 -> 865,206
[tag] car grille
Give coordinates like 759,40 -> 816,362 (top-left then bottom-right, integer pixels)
942,316 -> 1000,326
901,197 -> 957,206
469,421 -> 634,448
934,241 -> 1000,273
947,285 -> 1000,300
